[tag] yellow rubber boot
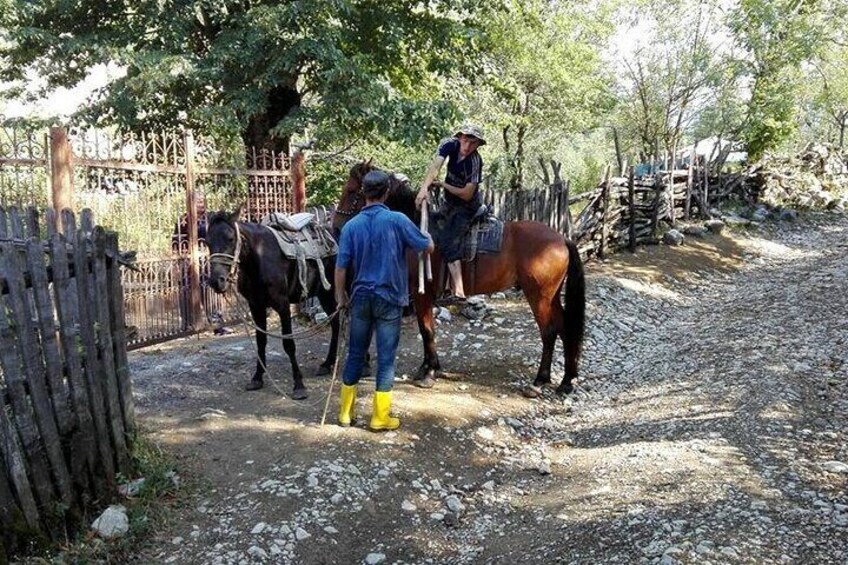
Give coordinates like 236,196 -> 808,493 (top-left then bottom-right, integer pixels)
369,390 -> 400,432
338,384 -> 357,427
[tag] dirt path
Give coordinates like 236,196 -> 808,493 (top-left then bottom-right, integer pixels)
129,214 -> 848,564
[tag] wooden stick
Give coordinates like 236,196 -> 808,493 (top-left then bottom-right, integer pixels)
418,202 -> 427,294
423,202 -> 432,282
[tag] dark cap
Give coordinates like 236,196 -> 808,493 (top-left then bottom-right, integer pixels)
362,170 -> 390,199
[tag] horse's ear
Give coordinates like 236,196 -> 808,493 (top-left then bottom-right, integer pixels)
230,205 -> 244,223
366,157 -> 373,168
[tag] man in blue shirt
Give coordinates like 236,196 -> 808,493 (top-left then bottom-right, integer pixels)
415,124 -> 485,300
335,170 -> 433,431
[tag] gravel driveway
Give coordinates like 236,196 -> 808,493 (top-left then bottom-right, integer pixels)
129,212 -> 848,564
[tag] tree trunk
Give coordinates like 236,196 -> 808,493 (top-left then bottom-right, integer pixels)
241,81 -> 301,155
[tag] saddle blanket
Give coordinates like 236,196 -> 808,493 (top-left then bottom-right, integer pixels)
261,212 -> 338,299
462,214 -> 504,263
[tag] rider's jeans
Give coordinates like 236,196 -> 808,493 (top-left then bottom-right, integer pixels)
342,292 -> 403,392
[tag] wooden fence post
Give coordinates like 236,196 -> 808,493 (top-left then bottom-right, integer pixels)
291,149 -> 306,213
651,173 -> 663,239
628,166 -> 637,253
599,165 -> 611,260
50,127 -> 75,232
685,146 -> 695,220
667,147 -> 676,226
183,130 -> 203,331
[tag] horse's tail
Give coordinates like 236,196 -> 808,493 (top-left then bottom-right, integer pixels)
562,239 -> 586,367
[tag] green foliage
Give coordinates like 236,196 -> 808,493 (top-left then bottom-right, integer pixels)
470,0 -> 616,189
800,44 -> 848,149
615,0 -> 724,162
744,70 -> 800,159
727,0 -> 842,159
0,0 -> 486,150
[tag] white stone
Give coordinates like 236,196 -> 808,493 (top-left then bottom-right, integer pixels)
365,553 -> 386,564
91,505 -> 129,539
445,495 -> 464,514
295,527 -> 311,541
822,461 -> 848,473
251,522 -> 267,535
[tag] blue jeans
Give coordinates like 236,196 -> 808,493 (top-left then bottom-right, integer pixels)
342,293 -> 403,392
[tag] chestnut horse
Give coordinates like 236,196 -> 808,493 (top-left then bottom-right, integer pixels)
333,162 -> 585,396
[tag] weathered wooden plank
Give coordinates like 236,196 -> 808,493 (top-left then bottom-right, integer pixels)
79,209 -> 94,233
72,224 -> 116,485
106,231 -> 135,438
1,242 -> 74,506
0,447 -> 20,538
49,230 -> 104,498
25,239 -> 74,436
599,167 -> 611,261
0,401 -> 40,526
25,207 -> 39,238
628,167 -> 637,253
8,207 -> 24,238
45,208 -> 58,238
93,228 -> 129,473
0,252 -> 57,512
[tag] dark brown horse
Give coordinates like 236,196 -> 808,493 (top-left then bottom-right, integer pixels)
206,209 -> 340,399
333,162 -> 585,396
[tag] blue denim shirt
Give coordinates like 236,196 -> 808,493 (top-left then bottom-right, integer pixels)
337,203 -> 431,306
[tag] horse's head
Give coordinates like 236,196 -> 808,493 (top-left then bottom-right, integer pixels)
332,159 -> 375,235
206,207 -> 243,294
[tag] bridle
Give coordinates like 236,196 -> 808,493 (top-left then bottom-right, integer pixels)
208,221 -> 243,282
334,174 -> 366,218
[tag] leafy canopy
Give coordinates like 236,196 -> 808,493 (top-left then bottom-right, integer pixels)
1,1 -> 488,149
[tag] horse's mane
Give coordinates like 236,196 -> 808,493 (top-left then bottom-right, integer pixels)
350,162 -> 419,223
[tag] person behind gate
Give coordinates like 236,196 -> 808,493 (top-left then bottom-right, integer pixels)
414,124 -> 486,300
335,170 -> 434,431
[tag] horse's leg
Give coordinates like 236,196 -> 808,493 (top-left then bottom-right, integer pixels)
412,288 -> 442,387
530,293 -> 558,389
246,301 -> 267,391
517,274 -> 564,397
315,289 -> 339,376
277,304 -> 308,400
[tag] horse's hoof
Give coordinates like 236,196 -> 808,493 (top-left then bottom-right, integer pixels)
413,365 -> 431,381
556,383 -> 574,396
245,379 -> 263,391
533,378 -> 552,388
522,385 -> 543,398
414,375 -> 436,389
291,388 -> 308,400
315,364 -> 332,377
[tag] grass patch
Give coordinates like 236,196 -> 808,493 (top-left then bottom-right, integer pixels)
15,430 -> 188,564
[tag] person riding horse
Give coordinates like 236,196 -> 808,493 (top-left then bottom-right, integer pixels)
415,124 -> 486,301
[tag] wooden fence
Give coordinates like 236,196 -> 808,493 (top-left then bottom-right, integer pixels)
1,124 -> 306,348
483,164 -> 708,260
0,207 -> 134,557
